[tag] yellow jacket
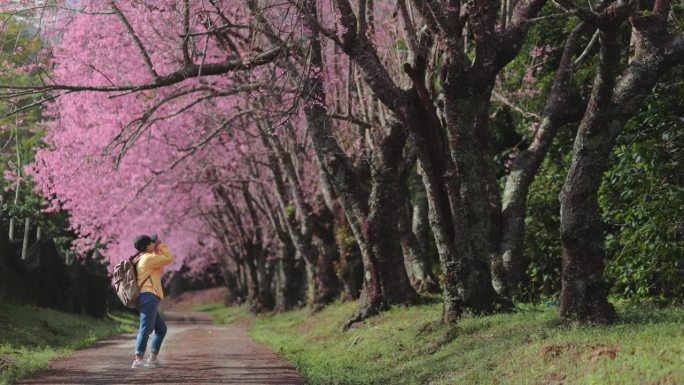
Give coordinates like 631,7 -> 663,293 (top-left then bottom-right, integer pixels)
134,243 -> 174,300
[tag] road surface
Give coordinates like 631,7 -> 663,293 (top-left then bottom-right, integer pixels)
17,311 -> 301,385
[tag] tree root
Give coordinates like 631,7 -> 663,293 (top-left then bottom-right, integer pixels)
342,305 -> 379,331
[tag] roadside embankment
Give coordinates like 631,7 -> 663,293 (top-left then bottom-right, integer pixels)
200,300 -> 684,385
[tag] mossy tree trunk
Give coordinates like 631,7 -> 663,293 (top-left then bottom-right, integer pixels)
302,1 -> 417,326
560,5 -> 684,321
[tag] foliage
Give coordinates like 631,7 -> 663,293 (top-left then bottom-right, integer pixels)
521,68 -> 684,303
600,70 -> 684,303
0,15 -> 83,260
0,0 -> 681,318
3,1 -> 324,278
0,303 -> 137,385
522,128 -> 574,301
0,16 -> 46,213
201,301 -> 684,385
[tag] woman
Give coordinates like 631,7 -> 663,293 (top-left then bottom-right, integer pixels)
131,234 -> 174,368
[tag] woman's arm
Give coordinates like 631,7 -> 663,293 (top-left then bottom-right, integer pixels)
138,243 -> 174,269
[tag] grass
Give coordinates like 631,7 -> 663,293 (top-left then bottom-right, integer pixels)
0,303 -> 138,385
200,300 -> 684,385
194,303 -> 253,325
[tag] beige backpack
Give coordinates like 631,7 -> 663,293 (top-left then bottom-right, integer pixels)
112,254 -> 150,308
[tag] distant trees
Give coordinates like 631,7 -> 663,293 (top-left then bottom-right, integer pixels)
1,0 -> 683,325
0,16 -> 59,260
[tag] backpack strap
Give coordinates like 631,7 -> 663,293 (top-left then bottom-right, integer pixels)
131,253 -> 153,289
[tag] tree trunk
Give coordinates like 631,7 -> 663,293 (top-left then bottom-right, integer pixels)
559,22 -> 678,321
222,267 -> 240,305
256,248 -> 273,311
400,59 -> 506,323
398,168 -> 439,293
301,0 -> 546,325
235,260 -> 247,304
302,3 -> 416,326
313,216 -> 340,309
496,22 -> 592,298
439,89 -> 509,322
559,30 -> 624,323
243,246 -> 263,312
168,270 -> 184,298
21,217 -> 30,260
334,222 -> 363,302
344,123 -> 418,325
274,238 -> 298,312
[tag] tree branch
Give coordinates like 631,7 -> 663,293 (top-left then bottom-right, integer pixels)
330,112 -> 373,128
574,29 -> 600,64
552,0 -> 635,28
496,0 -> 548,67
181,0 -> 192,65
492,91 -> 540,119
109,1 -> 160,80
409,0 -> 449,34
0,45 -> 289,96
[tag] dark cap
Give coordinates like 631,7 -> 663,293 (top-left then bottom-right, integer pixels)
134,235 -> 153,252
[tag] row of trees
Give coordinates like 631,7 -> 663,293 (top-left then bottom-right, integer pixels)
1,0 -> 682,325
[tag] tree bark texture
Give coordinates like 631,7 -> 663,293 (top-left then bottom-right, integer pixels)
302,1 -> 417,326
334,222 -> 364,302
274,238 -> 299,313
560,19 -> 683,321
496,22 -> 593,298
398,167 -> 439,293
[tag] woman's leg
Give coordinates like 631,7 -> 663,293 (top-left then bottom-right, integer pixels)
135,293 -> 159,359
149,310 -> 168,360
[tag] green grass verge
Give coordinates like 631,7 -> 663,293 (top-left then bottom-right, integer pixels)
0,303 -> 138,385
201,301 -> 684,385
194,303 -> 252,325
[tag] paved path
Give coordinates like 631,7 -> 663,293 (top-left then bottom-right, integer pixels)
17,311 -> 301,385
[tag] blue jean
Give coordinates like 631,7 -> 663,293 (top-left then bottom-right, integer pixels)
135,292 -> 167,355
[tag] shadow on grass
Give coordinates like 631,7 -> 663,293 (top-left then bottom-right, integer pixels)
615,303 -> 684,324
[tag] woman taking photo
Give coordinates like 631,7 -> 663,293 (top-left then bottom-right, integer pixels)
130,234 -> 174,368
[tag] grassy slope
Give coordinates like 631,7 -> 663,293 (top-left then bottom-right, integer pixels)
0,304 -> 137,385
201,301 -> 684,385
194,303 -> 251,325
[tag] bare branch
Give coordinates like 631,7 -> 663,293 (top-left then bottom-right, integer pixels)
525,12 -> 573,23
652,0 -> 671,16
574,29 -> 600,65
551,0 -> 601,24
358,0 -> 369,40
179,23 -> 249,37
109,0 -> 160,80
181,0 -> 192,65
1,4 -> 114,24
0,92 -> 71,119
330,112 -> 373,128
0,45 -> 290,95
409,0 -> 449,34
492,91 -> 540,119
335,0 -> 359,50
112,108 -> 258,215
398,0 -> 421,59
111,84 -> 264,163
552,0 -> 634,28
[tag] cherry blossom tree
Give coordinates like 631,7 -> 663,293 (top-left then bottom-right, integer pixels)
291,0 -> 684,323
3,0 -> 683,325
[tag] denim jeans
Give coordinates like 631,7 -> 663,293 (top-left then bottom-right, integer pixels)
135,292 -> 167,355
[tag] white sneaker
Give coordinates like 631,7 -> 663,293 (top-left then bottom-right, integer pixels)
131,360 -> 146,368
144,359 -> 162,368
